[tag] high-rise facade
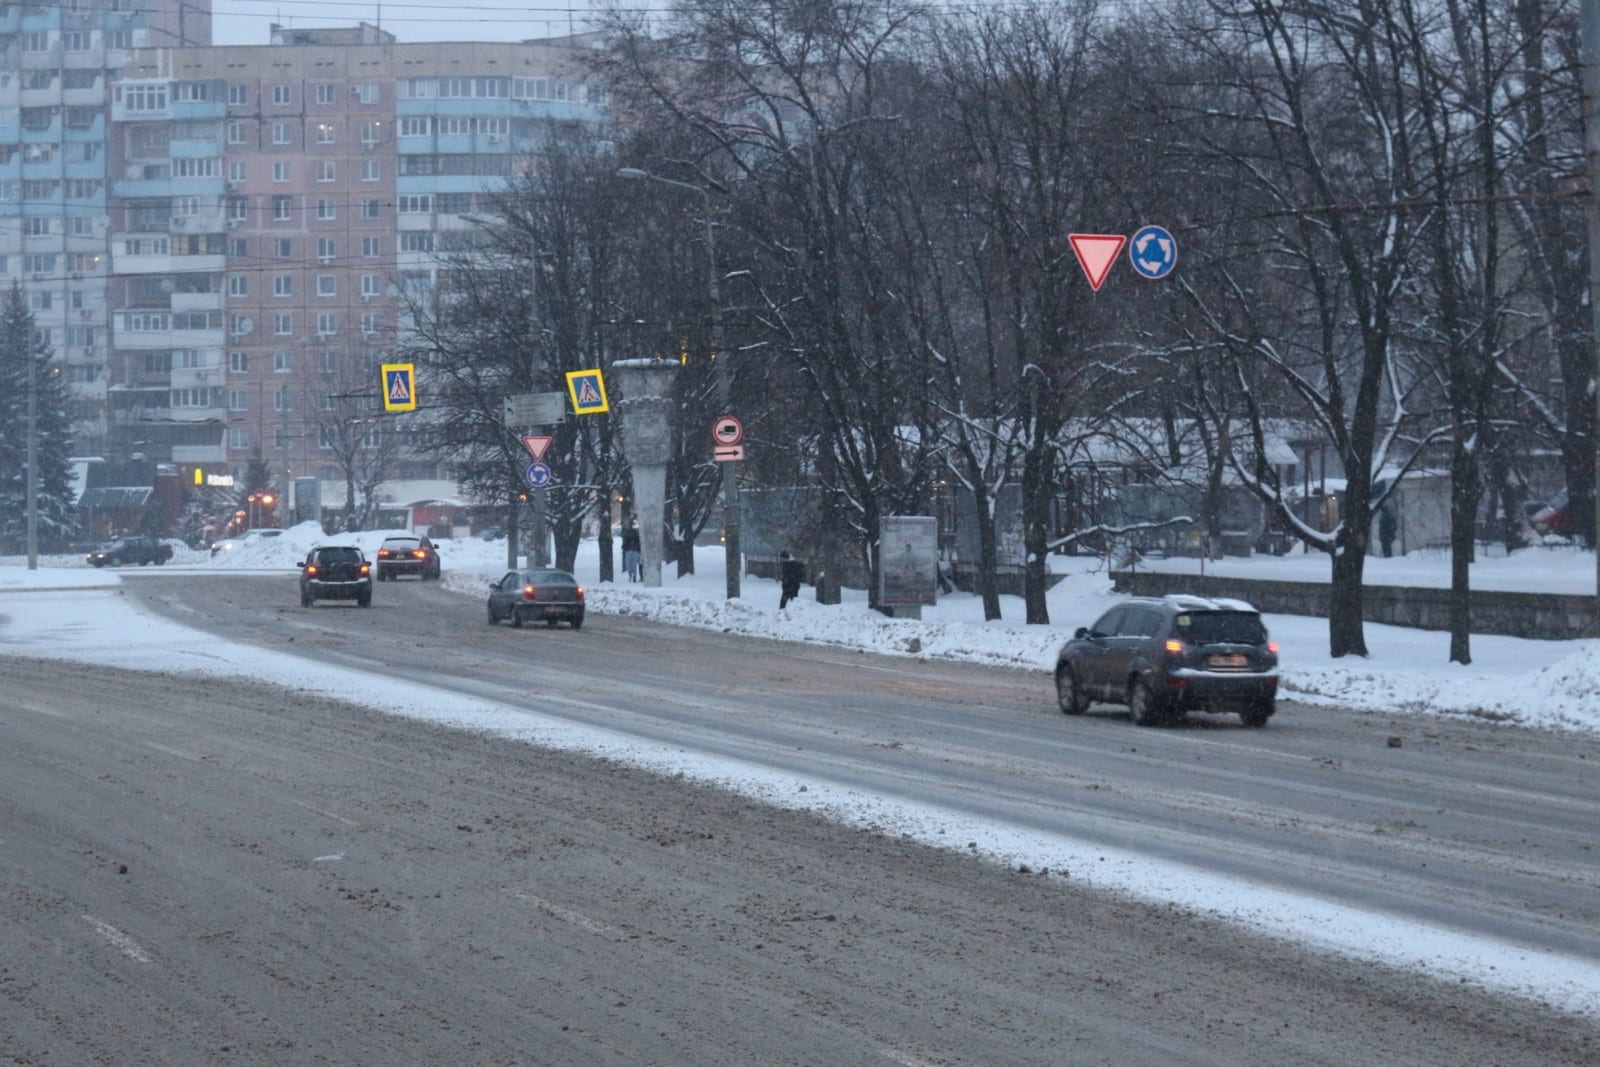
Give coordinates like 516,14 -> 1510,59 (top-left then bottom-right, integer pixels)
0,0 -> 210,459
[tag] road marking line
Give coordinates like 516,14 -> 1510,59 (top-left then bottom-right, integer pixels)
82,915 -> 152,963
143,741 -> 202,762
289,799 -> 360,827
879,1050 -> 939,1067
312,853 -> 344,863
504,889 -> 617,937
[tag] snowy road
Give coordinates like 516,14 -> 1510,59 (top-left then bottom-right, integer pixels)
2,572 -> 1598,1062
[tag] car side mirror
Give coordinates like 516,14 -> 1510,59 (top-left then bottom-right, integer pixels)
1074,627 -> 1088,639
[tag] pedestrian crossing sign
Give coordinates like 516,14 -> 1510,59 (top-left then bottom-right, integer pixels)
381,362 -> 417,412
565,369 -> 609,415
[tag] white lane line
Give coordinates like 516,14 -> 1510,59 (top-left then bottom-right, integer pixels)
143,740 -> 202,762
11,702 -> 69,719
504,889 -> 618,937
312,853 -> 344,863
82,915 -> 153,963
289,799 -> 360,827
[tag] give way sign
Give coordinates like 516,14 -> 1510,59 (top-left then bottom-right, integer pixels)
1069,233 -> 1127,292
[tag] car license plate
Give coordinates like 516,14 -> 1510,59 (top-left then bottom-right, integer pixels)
1209,653 -> 1247,668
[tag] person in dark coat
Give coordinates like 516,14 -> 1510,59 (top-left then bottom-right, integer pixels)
779,550 -> 804,609
621,520 -> 642,581
1379,506 -> 1398,558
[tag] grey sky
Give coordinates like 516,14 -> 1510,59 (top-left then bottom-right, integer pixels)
211,0 -> 609,46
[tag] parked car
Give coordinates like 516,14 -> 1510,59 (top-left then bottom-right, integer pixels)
1529,489 -> 1576,538
375,534 -> 441,580
300,545 -> 373,607
211,528 -> 283,556
86,536 -> 173,568
486,568 -> 585,629
1055,594 -> 1279,727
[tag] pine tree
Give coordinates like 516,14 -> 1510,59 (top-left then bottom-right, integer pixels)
0,285 -> 77,552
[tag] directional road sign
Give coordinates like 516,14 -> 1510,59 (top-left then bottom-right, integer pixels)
524,462 -> 553,488
713,444 -> 745,463
502,391 -> 566,426
1128,224 -> 1178,280
381,362 -> 417,412
522,434 -> 553,461
1069,234 -> 1126,292
712,415 -> 745,447
565,369 -> 610,415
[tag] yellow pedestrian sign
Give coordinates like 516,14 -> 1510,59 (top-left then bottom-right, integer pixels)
565,369 -> 609,415
381,363 -> 416,412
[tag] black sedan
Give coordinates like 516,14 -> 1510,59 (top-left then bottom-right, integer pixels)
300,545 -> 373,607
86,537 -> 173,567
375,534 -> 441,581
486,569 -> 585,629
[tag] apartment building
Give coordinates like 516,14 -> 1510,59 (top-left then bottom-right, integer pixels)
0,0 -> 209,459
105,24 -> 605,488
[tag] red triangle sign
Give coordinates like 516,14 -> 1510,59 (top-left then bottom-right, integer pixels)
522,434 -> 552,461
1070,233 -> 1127,292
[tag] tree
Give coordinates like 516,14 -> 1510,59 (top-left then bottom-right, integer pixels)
0,284 -> 77,553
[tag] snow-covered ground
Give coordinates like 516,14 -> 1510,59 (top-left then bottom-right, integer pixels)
4,526 -> 1600,1017
6,524 -> 1599,732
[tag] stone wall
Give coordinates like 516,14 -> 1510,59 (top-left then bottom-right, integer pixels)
1110,571 -> 1599,640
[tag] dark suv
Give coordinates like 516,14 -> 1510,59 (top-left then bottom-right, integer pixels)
1055,595 -> 1279,727
86,536 -> 173,567
300,545 -> 373,607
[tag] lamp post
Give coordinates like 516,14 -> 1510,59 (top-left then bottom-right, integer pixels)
617,167 -> 742,599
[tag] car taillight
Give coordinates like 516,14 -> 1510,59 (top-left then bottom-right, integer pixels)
523,584 -> 536,600
359,564 -> 370,575
1164,639 -> 1184,654
412,549 -> 426,559
575,585 -> 585,601
378,549 -> 391,558
1267,641 -> 1279,654
305,564 -> 318,576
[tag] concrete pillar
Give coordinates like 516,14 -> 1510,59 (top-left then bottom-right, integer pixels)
612,359 -> 678,588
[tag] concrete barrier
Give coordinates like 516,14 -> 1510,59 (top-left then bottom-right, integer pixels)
1110,570 -> 1599,640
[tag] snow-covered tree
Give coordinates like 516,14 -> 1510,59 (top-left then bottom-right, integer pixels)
0,284 -> 77,552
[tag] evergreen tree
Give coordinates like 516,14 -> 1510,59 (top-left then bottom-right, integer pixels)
0,285 -> 77,552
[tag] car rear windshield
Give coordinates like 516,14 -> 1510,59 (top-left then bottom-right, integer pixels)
1174,611 -> 1267,644
523,570 -> 573,583
318,547 -> 363,563
382,538 -> 419,548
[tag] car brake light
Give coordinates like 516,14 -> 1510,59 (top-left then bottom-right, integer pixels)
305,564 -> 318,576
359,564 -> 370,575
412,549 -> 425,559
523,584 -> 536,600
378,549 -> 390,558
1268,641 -> 1279,654
1164,639 -> 1184,654
575,585 -> 585,601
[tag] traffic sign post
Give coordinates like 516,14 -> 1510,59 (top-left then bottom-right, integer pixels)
565,369 -> 610,415
524,462 -> 552,488
1068,234 -> 1126,292
1128,224 -> 1178,280
381,362 -> 417,412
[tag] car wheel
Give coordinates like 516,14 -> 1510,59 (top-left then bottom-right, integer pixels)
512,608 -> 524,629
1128,678 -> 1167,727
1056,666 -> 1088,715
357,593 -> 371,608
1240,698 -> 1274,728
571,617 -> 583,630
487,602 -> 498,625
301,589 -> 312,608
546,617 -> 558,628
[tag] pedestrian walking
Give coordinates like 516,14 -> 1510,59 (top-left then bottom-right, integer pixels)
1379,506 -> 1397,558
621,520 -> 642,582
779,549 -> 804,609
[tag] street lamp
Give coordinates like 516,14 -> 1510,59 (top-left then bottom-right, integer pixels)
617,166 -> 742,599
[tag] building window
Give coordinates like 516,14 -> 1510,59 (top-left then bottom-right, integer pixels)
316,312 -> 337,337
356,83 -> 378,104
363,236 -> 382,257
272,121 -> 291,145
24,32 -> 51,53
316,199 -> 335,221
229,161 -> 247,183
479,116 -> 510,138
362,199 -> 380,220
274,428 -> 293,450
174,82 -> 208,102
440,116 -> 471,136
274,350 -> 293,372
63,31 -> 91,53
119,83 -> 169,112
399,117 -> 430,137
274,237 -> 293,258
317,237 -> 335,262
398,194 -> 431,214
227,121 -> 245,144
273,196 -> 292,221
361,159 -> 380,182
361,121 -> 381,147
319,350 -> 339,373
400,232 -> 433,253
228,427 -> 250,449
228,83 -> 248,105
361,312 -> 380,336
274,313 -> 293,335
229,351 -> 249,372
226,197 -> 248,221
229,389 -> 248,412
315,83 -> 335,105
316,159 -> 335,182
361,274 -> 380,297
228,275 -> 248,297
317,274 -> 336,297
274,275 -> 292,297
231,237 -> 249,258
273,161 -> 290,182
272,84 -> 291,106
273,386 -> 291,412
230,314 -> 252,336
315,122 -> 335,144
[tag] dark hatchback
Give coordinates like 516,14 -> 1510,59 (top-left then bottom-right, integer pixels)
300,545 -> 373,607
86,536 -> 173,567
1055,595 -> 1279,727
376,534 -> 441,581
486,568 -> 585,629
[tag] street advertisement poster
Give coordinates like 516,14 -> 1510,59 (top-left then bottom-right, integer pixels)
879,516 -> 939,606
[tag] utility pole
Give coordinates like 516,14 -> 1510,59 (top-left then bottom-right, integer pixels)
1585,0 -> 1600,610
25,331 -> 37,570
